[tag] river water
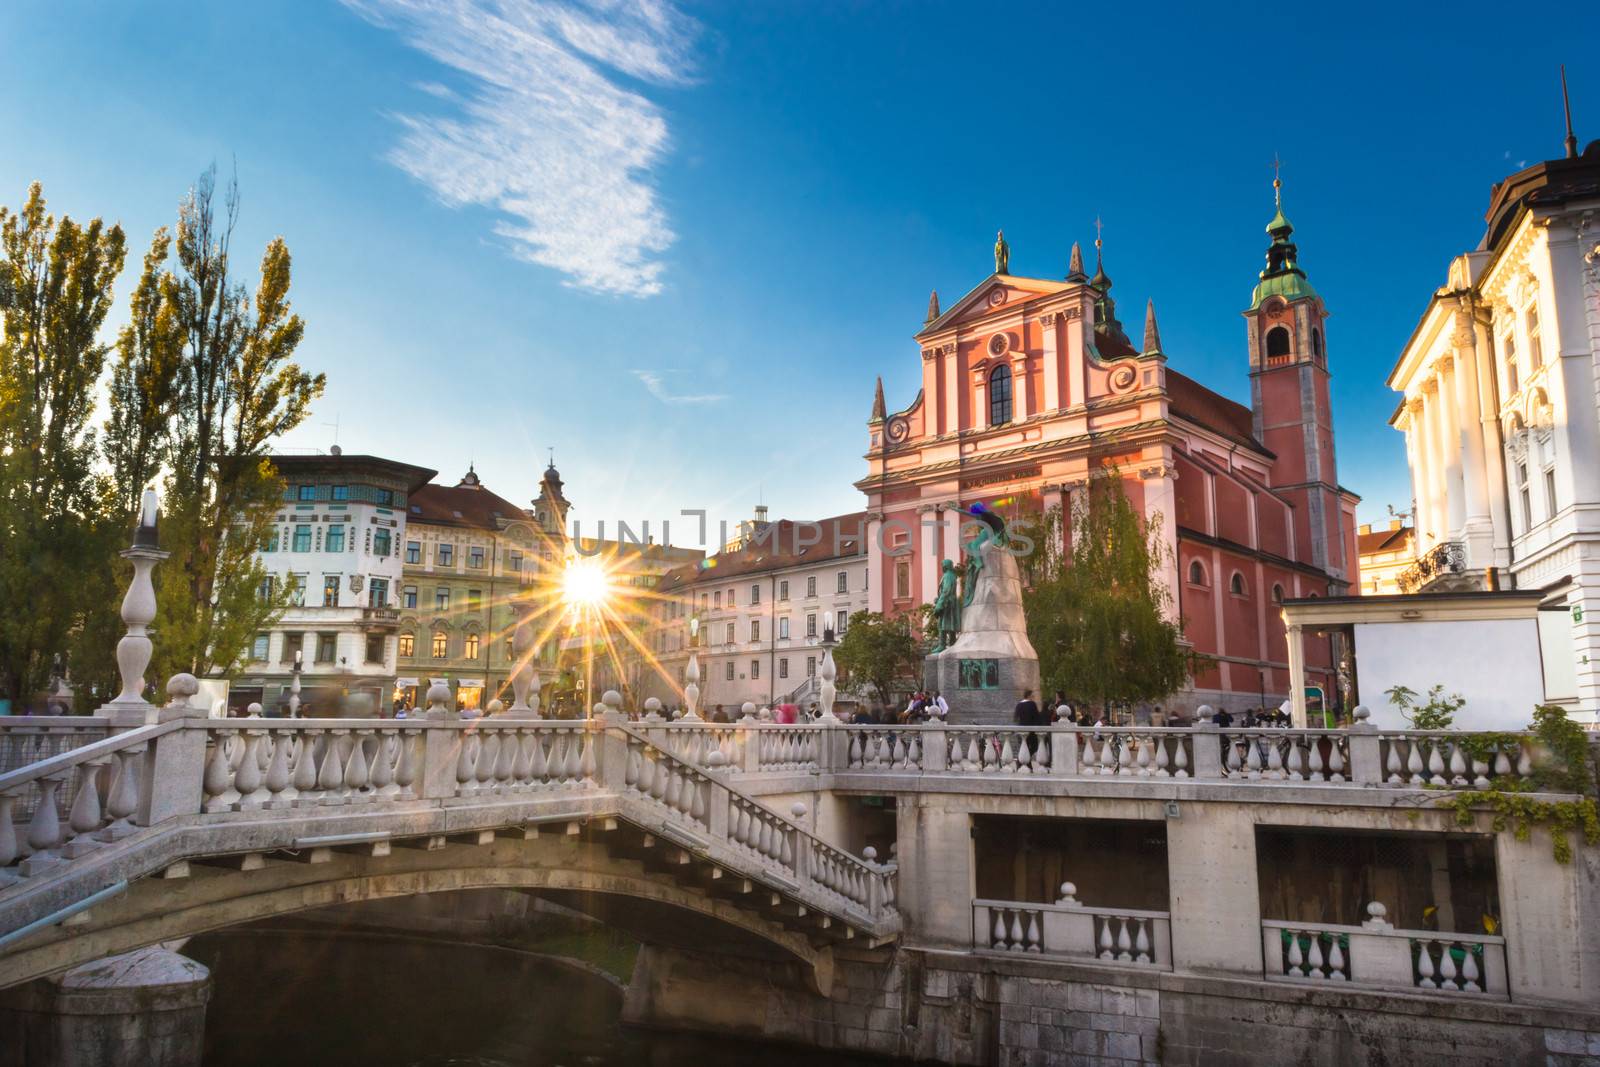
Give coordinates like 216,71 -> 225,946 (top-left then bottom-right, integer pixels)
186,930 -> 885,1067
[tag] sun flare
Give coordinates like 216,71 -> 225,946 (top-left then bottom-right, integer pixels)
562,559 -> 610,608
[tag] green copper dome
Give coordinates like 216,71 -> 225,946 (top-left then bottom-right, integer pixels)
1249,197 -> 1316,309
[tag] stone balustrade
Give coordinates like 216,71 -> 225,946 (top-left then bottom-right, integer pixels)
973,894 -> 1173,970
625,719 -> 1558,794
1261,903 -> 1508,997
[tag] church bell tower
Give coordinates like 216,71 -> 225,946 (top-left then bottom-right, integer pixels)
1244,174 -> 1347,585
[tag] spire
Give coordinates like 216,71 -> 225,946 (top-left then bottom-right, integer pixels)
1142,299 -> 1164,357
1563,65 -> 1579,160
1250,161 -> 1318,309
993,230 -> 1010,275
925,289 -> 941,325
1089,218 -> 1111,290
1066,241 -> 1088,283
870,376 -> 886,423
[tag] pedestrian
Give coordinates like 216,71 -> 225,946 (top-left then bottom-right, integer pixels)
932,690 -> 949,720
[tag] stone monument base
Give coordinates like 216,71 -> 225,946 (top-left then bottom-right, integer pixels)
924,651 -> 1040,724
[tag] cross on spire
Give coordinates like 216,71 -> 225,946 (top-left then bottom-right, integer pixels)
1271,153 -> 1283,207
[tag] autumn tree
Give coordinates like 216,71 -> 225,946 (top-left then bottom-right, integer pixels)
1023,472 -> 1197,710
0,184 -> 126,704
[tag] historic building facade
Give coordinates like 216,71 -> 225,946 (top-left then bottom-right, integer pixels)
641,510 -> 870,713
393,463 -> 570,712
857,199 -> 1360,715
1388,130 -> 1600,718
238,450 -> 436,714
1356,520 -> 1416,596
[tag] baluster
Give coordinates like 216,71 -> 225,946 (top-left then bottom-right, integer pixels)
992,910 -> 1006,949
1008,909 -> 1024,950
1025,910 -> 1042,952
1117,735 -> 1135,776
1306,736 -> 1325,782
65,760 -> 107,854
1306,934 -> 1326,978
965,735 -> 980,769
848,732 -> 862,768
370,732 -> 395,796
103,746 -> 143,834
234,731 -> 266,808
1447,742 -> 1468,786
1266,737 -> 1284,780
456,731 -> 477,795
1017,734 -> 1033,774
1327,936 -> 1346,981
1470,753 -> 1490,790
1327,737 -> 1345,782
1116,917 -> 1133,961
495,730 -> 517,789
1407,739 -> 1427,782
264,733 -> 292,806
1386,738 -> 1404,784
1415,941 -> 1436,988
1173,737 -> 1189,779
512,730 -> 535,787
323,729 -> 353,802
1492,747 -> 1512,780
1098,917 -> 1114,960
1286,737 -> 1304,781
577,731 -> 595,781
1226,737 -> 1243,778
293,732 -> 321,804
1286,931 -> 1305,977
203,734 -> 235,813
1154,735 -> 1169,777
908,733 -> 922,769
1425,741 -> 1446,782
475,732 -> 498,793
1246,737 -> 1263,779
1515,743 -> 1533,780
529,733 -> 550,787
1461,945 -> 1481,993
1438,942 -> 1458,990
25,775 -> 67,865
344,732 -> 371,798
1134,918 -> 1152,964
1135,735 -> 1151,777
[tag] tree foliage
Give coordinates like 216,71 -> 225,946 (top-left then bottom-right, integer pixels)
833,610 -> 922,709
1023,472 -> 1197,709
0,184 -> 126,703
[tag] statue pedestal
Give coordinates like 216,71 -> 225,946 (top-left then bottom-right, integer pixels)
923,536 -> 1040,724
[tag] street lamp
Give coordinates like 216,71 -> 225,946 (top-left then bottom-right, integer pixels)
289,648 -> 303,718
683,615 -> 702,721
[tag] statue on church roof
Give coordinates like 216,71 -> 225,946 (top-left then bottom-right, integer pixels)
994,230 -> 1009,275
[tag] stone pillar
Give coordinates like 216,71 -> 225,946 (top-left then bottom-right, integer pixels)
1165,804 -> 1264,978
1452,312 -> 1493,547
1473,315 -> 1513,569
1010,353 -> 1029,419
0,947 -> 210,1067
1285,624 -> 1307,727
1438,361 -> 1468,537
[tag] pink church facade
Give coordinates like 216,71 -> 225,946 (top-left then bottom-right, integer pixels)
857,209 -> 1360,714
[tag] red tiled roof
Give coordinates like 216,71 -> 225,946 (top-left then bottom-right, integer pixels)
1164,369 -> 1265,453
1358,524 -> 1413,554
657,511 -> 869,592
408,482 -> 527,530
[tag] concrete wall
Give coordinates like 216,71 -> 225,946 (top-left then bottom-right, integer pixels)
623,944 -> 1600,1067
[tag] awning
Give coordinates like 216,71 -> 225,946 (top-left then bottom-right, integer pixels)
394,677 -> 420,688
457,678 -> 485,688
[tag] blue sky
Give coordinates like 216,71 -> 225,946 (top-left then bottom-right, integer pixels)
3,1 -> 1596,549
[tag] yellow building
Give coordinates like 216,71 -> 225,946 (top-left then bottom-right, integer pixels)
1356,520 -> 1415,596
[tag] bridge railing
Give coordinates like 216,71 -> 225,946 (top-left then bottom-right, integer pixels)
634,717 -> 1553,791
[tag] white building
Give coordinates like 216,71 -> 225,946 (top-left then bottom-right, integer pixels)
643,510 -> 871,714
1388,129 -> 1600,719
232,449 -> 436,714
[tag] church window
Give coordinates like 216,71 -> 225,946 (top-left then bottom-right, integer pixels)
1272,583 -> 1285,603
1265,326 -> 1292,360
1229,572 -> 1247,596
1311,328 -> 1323,363
988,364 -> 1013,426
1187,560 -> 1207,586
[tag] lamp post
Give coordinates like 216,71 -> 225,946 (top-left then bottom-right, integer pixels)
106,489 -> 169,725
817,610 -> 839,722
289,648 -> 303,718
683,615 -> 702,721
508,599 -> 541,719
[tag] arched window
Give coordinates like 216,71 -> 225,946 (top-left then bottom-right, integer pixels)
464,632 -> 480,660
1271,583 -> 1285,603
989,364 -> 1013,426
1229,572 -> 1247,596
431,630 -> 448,658
1188,560 -> 1207,586
1266,326 -> 1292,359
1311,328 -> 1323,363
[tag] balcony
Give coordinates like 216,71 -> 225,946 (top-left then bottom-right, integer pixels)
1262,905 -> 1507,998
1397,541 -> 1466,593
974,896 -> 1172,970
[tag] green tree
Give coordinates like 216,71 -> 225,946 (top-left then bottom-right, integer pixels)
150,167 -> 321,681
833,610 -> 922,709
1023,472 -> 1196,710
0,183 -> 126,704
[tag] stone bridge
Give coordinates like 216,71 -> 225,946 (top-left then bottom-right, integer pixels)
0,695 -> 899,996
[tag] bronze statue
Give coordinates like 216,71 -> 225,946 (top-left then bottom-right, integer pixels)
931,558 -> 962,652
994,229 -> 1009,275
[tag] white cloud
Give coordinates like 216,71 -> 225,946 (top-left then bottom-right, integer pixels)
345,0 -> 698,296
633,369 -> 726,405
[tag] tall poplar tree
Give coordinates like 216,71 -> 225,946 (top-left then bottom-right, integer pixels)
0,184 -> 127,704
149,167 -> 322,682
